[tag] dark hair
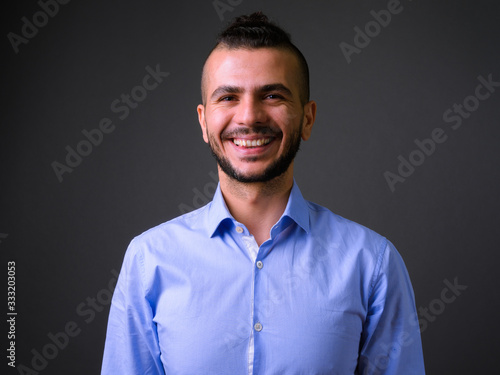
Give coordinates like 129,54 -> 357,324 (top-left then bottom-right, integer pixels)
201,12 -> 310,105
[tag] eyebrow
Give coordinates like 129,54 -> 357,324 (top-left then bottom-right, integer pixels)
210,85 -> 242,101
260,83 -> 293,97
210,83 -> 293,101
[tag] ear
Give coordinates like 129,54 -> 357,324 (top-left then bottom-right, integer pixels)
197,104 -> 209,143
301,100 -> 317,141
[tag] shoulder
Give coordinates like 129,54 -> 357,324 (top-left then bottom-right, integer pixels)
127,203 -> 211,254
305,200 -> 389,257
306,200 -> 386,241
305,200 -> 410,289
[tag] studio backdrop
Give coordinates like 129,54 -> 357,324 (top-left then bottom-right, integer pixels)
1,0 -> 499,374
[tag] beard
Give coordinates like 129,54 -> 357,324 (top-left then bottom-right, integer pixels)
206,123 -> 303,183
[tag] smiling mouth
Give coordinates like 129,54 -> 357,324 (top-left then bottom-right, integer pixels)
232,138 -> 272,148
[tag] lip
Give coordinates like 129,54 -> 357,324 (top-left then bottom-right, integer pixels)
232,135 -> 272,140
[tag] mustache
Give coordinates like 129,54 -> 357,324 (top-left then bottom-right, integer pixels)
221,126 -> 281,139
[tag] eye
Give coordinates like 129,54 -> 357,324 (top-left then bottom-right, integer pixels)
219,95 -> 237,102
265,93 -> 284,100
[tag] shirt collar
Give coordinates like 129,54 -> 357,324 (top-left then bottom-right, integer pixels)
206,183 -> 234,237
281,180 -> 310,234
206,180 -> 310,238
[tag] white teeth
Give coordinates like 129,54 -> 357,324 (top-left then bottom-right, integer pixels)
233,138 -> 271,147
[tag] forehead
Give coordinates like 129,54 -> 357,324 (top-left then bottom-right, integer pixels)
204,47 -> 301,93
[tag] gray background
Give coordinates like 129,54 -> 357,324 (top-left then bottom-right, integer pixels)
2,0 -> 499,374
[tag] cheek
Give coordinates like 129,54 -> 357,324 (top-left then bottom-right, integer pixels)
206,110 -> 232,134
271,105 -> 303,125
277,109 -> 304,136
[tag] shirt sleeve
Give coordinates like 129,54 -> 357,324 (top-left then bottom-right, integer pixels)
357,240 -> 425,374
101,240 -> 165,375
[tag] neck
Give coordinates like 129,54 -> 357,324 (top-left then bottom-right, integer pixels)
219,167 -> 293,246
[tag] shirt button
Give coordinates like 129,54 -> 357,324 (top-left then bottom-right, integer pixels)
256,261 -> 263,269
254,322 -> 263,332
235,226 -> 243,233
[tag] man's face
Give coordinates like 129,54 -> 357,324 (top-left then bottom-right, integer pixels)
197,47 -> 316,183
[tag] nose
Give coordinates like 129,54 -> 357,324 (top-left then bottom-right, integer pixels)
233,96 -> 267,126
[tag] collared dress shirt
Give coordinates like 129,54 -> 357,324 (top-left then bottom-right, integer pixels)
101,182 -> 425,374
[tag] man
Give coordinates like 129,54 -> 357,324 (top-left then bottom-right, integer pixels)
102,12 -> 425,374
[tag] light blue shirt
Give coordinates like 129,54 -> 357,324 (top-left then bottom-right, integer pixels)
102,182 -> 425,374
